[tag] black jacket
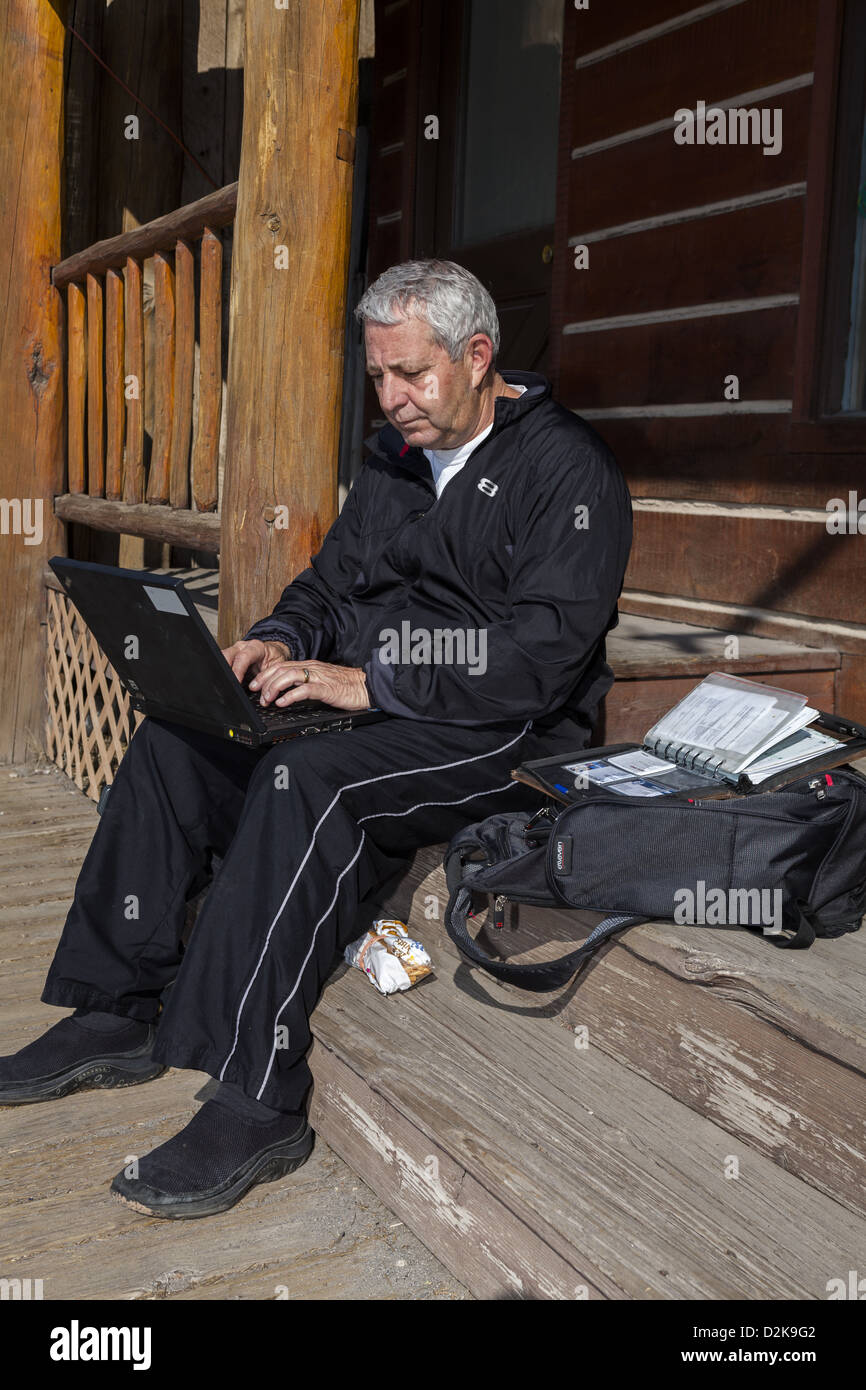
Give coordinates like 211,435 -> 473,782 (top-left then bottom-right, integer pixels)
244,370 -> 633,755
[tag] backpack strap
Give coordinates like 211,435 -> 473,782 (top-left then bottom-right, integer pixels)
444,885 -> 644,992
770,899 -> 817,950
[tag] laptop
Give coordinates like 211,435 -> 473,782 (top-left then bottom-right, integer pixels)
49,558 -> 386,747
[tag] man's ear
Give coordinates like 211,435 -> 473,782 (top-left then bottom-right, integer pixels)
466,333 -> 495,388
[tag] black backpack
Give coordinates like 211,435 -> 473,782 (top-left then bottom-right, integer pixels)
443,767 -> 866,992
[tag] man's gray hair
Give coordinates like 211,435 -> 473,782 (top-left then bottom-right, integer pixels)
354,259 -> 500,363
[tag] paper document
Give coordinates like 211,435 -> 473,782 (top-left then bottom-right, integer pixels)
745,728 -> 844,783
645,672 -> 819,774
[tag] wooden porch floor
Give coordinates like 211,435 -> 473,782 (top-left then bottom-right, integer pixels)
0,765 -> 468,1300
2,755 -> 865,1299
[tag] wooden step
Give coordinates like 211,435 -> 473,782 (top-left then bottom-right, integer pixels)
604,614 -> 841,742
308,843 -> 866,1299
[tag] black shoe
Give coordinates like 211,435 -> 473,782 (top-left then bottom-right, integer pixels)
109,1097 -> 313,1219
0,1013 -> 165,1106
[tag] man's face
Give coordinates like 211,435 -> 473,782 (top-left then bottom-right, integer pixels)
364,316 -> 489,451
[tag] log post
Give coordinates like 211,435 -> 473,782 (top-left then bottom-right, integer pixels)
219,0 -> 362,645
0,1 -> 66,762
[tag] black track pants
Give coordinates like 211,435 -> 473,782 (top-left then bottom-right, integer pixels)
42,715 -> 544,1111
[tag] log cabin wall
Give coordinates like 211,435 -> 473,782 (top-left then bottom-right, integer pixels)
366,0 -> 866,721
551,0 -> 866,721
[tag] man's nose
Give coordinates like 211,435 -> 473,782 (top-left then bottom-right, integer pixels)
378,375 -> 410,413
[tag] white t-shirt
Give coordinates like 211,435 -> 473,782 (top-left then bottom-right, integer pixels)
422,384 -> 528,498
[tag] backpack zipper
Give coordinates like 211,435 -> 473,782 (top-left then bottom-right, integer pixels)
524,804 -> 557,845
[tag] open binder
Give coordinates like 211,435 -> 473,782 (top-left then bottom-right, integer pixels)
514,672 -> 866,805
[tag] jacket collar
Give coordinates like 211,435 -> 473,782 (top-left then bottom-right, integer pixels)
363,370 -> 552,472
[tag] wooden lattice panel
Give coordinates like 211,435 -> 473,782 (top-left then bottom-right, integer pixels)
44,587 -> 144,802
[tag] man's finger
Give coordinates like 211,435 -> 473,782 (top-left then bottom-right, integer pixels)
256,667 -> 309,703
250,657 -> 290,687
221,644 -> 244,671
274,683 -> 319,706
232,647 -> 266,683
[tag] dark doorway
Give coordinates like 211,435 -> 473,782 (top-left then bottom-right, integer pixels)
415,0 -> 566,373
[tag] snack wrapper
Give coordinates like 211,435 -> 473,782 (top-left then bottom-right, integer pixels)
344,918 -> 433,995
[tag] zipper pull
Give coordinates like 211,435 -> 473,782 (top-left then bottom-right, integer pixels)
493,894 -> 507,930
524,804 -> 556,845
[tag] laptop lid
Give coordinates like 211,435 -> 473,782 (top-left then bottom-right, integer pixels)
49,557 -> 263,733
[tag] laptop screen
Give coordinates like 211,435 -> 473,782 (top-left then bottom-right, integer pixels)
50,560 -> 257,731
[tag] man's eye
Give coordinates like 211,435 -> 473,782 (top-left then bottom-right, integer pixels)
367,371 -> 423,383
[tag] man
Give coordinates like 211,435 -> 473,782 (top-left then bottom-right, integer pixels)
0,260 -> 632,1218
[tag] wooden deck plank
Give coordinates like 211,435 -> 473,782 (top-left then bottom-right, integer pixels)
0,882 -> 100,911
0,834 -> 98,860
0,863 -> 98,891
309,1042 -> 598,1300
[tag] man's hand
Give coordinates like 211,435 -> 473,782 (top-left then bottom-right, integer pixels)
249,657 -> 371,712
221,638 -> 292,686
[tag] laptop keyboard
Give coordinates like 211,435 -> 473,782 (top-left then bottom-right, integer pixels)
248,694 -> 338,725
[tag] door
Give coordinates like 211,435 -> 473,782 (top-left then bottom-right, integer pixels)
416,0 -> 566,373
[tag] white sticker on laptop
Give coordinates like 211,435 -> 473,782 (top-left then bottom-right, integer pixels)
143,585 -> 188,616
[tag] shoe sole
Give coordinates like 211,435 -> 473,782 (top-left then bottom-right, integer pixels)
0,1056 -> 167,1107
110,1123 -> 314,1219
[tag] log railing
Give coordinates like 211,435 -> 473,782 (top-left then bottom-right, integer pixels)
52,182 -> 237,552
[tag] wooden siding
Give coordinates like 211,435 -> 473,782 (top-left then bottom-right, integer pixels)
549,0 -> 866,718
